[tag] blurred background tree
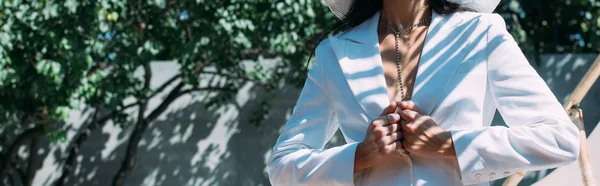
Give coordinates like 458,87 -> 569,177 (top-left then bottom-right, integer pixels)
497,0 -> 600,64
0,0 -> 597,186
0,0 -> 334,185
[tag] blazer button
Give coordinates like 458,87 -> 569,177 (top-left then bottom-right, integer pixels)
489,172 -> 496,179
503,171 -> 511,177
475,173 -> 482,180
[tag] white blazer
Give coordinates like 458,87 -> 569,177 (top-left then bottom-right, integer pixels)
266,11 -> 580,186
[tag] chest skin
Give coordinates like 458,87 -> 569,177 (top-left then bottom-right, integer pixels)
378,24 -> 429,101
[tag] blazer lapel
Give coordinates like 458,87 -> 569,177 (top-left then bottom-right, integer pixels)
412,11 -> 468,115
330,11 -> 390,120
330,11 -> 468,120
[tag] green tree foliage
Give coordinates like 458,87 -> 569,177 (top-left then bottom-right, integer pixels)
0,0 -> 335,185
497,0 -> 600,62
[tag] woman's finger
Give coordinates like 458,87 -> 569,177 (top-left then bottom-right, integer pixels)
400,109 -> 420,121
372,126 -> 388,139
380,101 -> 398,116
384,113 -> 401,125
382,142 -> 396,154
382,133 -> 401,154
386,124 -> 399,135
404,134 -> 418,144
376,132 -> 399,148
370,115 -> 390,127
399,118 -> 408,127
374,121 -> 399,138
397,100 -> 426,115
400,120 -> 414,133
389,114 -> 402,124
414,116 -> 432,132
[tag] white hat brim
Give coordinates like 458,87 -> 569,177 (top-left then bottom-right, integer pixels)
325,0 -> 501,19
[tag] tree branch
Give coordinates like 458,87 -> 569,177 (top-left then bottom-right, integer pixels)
7,169 -> 16,186
25,135 -> 40,186
55,84 -> 136,186
0,126 -> 46,181
178,86 -> 236,96
112,63 -> 153,186
147,74 -> 181,99
200,71 -> 252,82
54,105 -> 103,186
143,63 -> 152,90
17,167 -> 26,185
120,102 -> 138,111
240,49 -> 283,59
5,167 -> 21,186
112,59 -> 211,186
145,83 -> 186,123
192,60 -> 211,74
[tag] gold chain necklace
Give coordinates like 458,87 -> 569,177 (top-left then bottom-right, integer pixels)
382,15 -> 431,100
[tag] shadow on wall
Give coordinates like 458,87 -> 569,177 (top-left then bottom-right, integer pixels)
539,54 -> 600,136
46,84 -> 301,186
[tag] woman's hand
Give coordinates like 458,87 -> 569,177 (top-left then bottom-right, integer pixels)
354,101 -> 407,172
396,101 -> 457,159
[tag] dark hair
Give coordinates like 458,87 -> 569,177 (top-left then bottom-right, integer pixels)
308,0 -> 471,63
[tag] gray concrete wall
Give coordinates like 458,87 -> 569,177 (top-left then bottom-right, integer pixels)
26,54 -> 600,186
31,62 -> 301,186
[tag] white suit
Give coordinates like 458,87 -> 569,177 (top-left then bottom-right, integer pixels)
266,11 -> 580,186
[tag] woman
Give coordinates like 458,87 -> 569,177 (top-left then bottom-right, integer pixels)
266,0 -> 580,185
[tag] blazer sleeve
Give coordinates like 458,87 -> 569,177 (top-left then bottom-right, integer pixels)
265,41 -> 360,186
449,14 -> 580,185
